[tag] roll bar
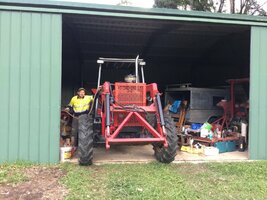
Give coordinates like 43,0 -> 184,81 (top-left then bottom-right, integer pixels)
96,55 -> 146,88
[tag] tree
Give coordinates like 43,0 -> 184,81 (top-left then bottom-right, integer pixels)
190,0 -> 215,11
154,0 -> 180,9
154,0 -> 267,15
154,0 -> 215,11
237,0 -> 267,15
117,0 -> 132,6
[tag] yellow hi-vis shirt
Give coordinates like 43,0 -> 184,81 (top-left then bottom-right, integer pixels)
68,95 -> 93,114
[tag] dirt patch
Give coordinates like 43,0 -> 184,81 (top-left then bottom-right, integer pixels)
0,166 -> 68,200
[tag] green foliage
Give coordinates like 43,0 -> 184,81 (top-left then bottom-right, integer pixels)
190,0 -> 215,11
154,0 -> 215,11
154,0 -> 181,9
154,0 -> 266,15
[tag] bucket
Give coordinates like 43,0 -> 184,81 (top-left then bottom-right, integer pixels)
60,146 -> 72,162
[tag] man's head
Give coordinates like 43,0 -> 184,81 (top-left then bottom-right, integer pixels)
77,88 -> 86,98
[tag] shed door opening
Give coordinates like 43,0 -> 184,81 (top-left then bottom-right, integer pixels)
60,13 -> 250,162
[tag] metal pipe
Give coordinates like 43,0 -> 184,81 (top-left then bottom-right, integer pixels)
99,57 -> 143,63
156,93 -> 165,126
97,64 -> 102,88
135,55 -> 139,83
141,65 -> 145,83
105,93 -> 110,126
230,80 -> 235,119
105,93 -> 110,136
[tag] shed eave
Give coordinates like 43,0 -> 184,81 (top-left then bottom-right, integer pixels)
1,0 -> 267,26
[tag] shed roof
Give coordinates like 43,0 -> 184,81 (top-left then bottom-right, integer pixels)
1,0 -> 267,26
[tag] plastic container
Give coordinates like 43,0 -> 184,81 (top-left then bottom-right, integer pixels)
214,142 -> 227,153
201,122 -> 212,131
204,147 -> 219,156
214,141 -> 237,153
60,146 -> 72,162
227,141 -> 237,152
200,129 -> 212,138
191,123 -> 202,130
169,100 -> 181,113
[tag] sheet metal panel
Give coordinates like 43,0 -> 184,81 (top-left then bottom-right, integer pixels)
249,26 -> 267,160
0,11 -> 62,163
1,0 -> 267,26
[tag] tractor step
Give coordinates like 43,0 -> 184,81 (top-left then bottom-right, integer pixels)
106,137 -> 167,149
108,138 -> 165,143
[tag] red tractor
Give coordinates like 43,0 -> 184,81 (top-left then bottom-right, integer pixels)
78,57 -> 178,165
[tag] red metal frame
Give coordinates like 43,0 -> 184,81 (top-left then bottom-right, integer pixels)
114,82 -> 146,106
212,100 -> 231,131
100,81 -> 167,149
212,78 -> 249,131
227,78 -> 249,119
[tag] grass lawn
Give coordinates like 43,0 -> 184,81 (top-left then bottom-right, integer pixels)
60,161 -> 267,200
0,161 -> 32,185
1,161 -> 267,199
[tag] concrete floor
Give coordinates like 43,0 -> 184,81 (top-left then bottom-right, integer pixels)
69,145 -> 248,164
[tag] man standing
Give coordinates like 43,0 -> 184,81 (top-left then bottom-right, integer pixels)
65,88 -> 93,147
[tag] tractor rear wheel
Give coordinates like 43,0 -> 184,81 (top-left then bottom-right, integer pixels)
153,113 -> 178,163
78,114 -> 94,165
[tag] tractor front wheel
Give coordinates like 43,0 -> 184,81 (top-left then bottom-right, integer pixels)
153,113 -> 178,163
78,114 -> 94,165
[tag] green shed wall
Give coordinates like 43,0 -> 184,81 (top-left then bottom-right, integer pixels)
249,26 -> 267,160
0,11 -> 62,163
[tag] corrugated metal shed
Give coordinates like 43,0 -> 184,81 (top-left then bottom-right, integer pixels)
0,10 -> 61,163
1,0 -> 267,26
250,27 -> 267,159
0,0 -> 267,162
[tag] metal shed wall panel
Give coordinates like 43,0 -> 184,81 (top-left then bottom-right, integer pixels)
249,26 -> 267,160
0,11 -> 62,163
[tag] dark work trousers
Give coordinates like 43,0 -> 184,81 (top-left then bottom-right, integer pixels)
71,117 -> 78,146
71,114 -> 89,146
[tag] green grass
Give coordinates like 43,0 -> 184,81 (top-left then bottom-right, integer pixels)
2,161 -> 267,199
59,161 -> 267,200
174,162 -> 267,199
0,161 -> 33,185
60,163 -> 109,200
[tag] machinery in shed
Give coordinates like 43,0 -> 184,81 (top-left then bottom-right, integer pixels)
77,57 -> 178,165
165,84 -> 229,123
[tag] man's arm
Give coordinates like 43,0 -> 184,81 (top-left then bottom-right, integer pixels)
65,97 -> 75,112
89,96 -> 94,109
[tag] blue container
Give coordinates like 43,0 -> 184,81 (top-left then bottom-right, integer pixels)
191,123 -> 202,130
169,100 -> 181,113
214,142 -> 227,153
214,141 -> 237,153
227,141 -> 237,152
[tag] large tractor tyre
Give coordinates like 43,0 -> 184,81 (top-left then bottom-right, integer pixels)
146,113 -> 156,127
78,114 -> 94,165
153,113 -> 178,163
145,113 -> 157,137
